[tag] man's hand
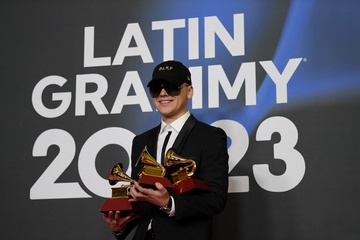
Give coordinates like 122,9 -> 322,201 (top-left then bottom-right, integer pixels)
129,181 -> 169,207
102,211 -> 139,233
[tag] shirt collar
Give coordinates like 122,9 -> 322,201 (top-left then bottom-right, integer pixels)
160,111 -> 191,134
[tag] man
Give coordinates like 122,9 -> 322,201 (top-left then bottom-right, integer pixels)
103,60 -> 229,240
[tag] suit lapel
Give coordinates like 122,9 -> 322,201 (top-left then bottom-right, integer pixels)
172,114 -> 197,154
147,124 -> 161,157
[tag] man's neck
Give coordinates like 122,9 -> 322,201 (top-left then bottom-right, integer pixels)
162,111 -> 190,126
162,110 -> 189,125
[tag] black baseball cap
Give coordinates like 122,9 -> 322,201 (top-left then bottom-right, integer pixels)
147,60 -> 192,87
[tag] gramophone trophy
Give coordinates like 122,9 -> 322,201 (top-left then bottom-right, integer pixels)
165,149 -> 210,196
100,163 -> 138,215
135,146 -> 173,190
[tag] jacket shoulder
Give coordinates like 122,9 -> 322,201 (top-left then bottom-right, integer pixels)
193,120 -> 227,136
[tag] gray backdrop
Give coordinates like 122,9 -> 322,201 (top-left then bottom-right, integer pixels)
1,0 -> 360,239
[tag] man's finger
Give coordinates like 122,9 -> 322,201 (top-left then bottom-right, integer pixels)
114,211 -> 121,220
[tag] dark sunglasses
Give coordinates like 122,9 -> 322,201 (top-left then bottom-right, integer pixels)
148,81 -> 190,98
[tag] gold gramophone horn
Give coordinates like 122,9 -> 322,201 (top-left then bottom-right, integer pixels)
108,162 -> 133,186
165,149 -> 196,183
136,146 -> 166,177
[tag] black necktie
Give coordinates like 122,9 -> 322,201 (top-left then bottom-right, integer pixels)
161,131 -> 172,165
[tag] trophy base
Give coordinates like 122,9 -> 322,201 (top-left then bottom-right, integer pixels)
138,175 -> 174,190
171,178 -> 210,196
100,198 -> 137,217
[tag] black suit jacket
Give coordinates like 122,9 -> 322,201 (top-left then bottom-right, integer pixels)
117,115 -> 229,240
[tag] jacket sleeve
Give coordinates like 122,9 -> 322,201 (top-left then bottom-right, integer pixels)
172,126 -> 229,221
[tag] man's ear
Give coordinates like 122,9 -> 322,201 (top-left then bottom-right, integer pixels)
187,86 -> 194,99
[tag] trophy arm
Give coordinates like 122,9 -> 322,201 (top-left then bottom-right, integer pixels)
186,160 -> 196,177
160,165 -> 166,177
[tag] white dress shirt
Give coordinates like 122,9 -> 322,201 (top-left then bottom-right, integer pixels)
156,111 -> 191,163
154,111 -> 190,217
